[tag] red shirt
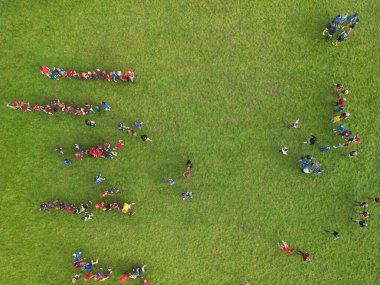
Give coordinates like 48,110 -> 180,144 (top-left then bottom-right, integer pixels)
96,202 -> 105,209
282,247 -> 293,254
126,71 -> 134,78
119,274 -> 131,283
302,253 -> 310,261
41,66 -> 50,74
70,70 -> 77,76
115,141 -> 123,149
107,74 -> 112,81
183,171 -> 191,180
361,212 -> 369,218
85,273 -> 92,280
337,99 -> 345,105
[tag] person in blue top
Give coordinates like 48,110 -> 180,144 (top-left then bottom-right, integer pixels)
62,158 -> 72,166
73,251 -> 82,259
94,174 -> 105,184
324,24 -> 341,41
49,71 -> 58,80
102,101 -> 111,111
82,259 -> 98,271
346,13 -> 358,26
320,146 -> 330,152
333,14 -> 347,25
333,28 -> 352,46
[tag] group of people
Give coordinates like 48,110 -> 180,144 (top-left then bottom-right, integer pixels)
298,153 -> 324,174
7,99 -> 110,116
39,199 -> 94,221
40,66 -> 135,82
39,199 -> 136,220
56,141 -> 124,163
119,121 -> 153,142
277,240 -> 311,262
350,198 -> 380,228
322,13 -> 359,45
166,160 -> 194,200
119,265 -> 150,284
71,251 -> 112,283
331,83 -> 360,157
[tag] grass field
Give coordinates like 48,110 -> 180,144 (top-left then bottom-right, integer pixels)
0,1 -> 379,284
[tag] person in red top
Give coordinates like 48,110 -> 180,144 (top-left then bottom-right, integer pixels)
298,249 -> 310,262
335,98 -> 346,106
119,273 -> 132,283
40,65 -> 50,75
96,202 -> 105,209
183,170 -> 191,180
126,71 -> 135,82
107,73 -> 113,82
114,140 -> 124,150
277,240 -> 293,254
359,211 -> 369,218
70,70 -> 77,78
85,272 -> 93,281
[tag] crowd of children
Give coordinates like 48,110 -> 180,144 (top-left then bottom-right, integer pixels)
71,251 -> 112,283
40,66 -> 135,82
322,13 -> 359,45
6,99 -> 110,116
330,84 -> 361,156
298,154 -> 324,174
56,141 -> 124,161
119,121 -> 153,142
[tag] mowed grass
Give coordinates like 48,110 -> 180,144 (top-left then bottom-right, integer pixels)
0,1 -> 379,284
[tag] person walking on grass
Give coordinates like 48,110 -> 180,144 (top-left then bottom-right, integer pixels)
277,240 -> 293,254
141,134 -> 152,142
279,147 -> 288,155
298,249 -> 310,262
358,211 -> 369,218
325,230 -> 340,240
372,197 -> 380,204
354,201 -> 368,208
304,134 -> 317,145
346,150 -> 357,157
288,119 -> 300,129
55,147 -> 64,154
352,219 -> 367,227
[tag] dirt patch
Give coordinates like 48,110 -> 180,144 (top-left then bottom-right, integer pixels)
229,104 -> 236,110
155,127 -> 165,134
226,115 -> 236,122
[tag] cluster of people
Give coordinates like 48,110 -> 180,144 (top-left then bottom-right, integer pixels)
71,251 -> 112,283
39,199 -> 94,221
298,154 -> 324,174
166,160 -> 194,200
119,265 -> 149,284
40,66 -> 135,82
350,199 -> 378,228
7,99 -> 110,116
277,240 -> 310,262
119,121 -> 153,142
322,13 -> 359,45
56,141 -> 124,162
95,201 -> 136,216
39,199 -> 136,219
330,83 -> 361,156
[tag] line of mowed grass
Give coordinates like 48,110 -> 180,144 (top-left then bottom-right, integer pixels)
0,1 -> 379,284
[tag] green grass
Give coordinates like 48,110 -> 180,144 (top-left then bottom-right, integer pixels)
0,1 -> 379,284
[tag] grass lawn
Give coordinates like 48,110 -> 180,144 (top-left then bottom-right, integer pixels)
0,1 -> 379,284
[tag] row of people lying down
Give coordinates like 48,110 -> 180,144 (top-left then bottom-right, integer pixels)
39,200 -> 136,218
40,66 -> 135,82
7,99 -> 110,115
